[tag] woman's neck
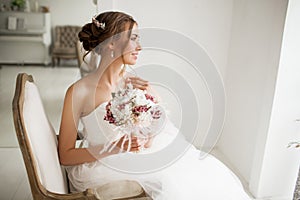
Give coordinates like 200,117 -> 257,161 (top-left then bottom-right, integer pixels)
96,57 -> 124,89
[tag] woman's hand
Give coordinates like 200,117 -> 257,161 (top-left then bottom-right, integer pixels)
126,76 -> 149,91
143,135 -> 154,148
134,134 -> 155,149
114,135 -> 141,152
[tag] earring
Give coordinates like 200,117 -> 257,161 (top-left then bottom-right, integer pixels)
111,51 -> 114,58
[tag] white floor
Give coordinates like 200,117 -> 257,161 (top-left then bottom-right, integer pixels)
0,148 -> 32,200
0,65 -> 79,200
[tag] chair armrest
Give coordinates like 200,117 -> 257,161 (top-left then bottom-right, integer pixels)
94,180 -> 150,200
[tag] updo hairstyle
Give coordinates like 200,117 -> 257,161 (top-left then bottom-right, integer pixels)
78,11 -> 137,57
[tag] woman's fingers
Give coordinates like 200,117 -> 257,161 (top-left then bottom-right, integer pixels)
126,77 -> 149,90
131,77 -> 149,85
128,137 -> 141,152
116,136 -> 141,152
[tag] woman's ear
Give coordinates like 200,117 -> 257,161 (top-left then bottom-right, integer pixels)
108,42 -> 114,51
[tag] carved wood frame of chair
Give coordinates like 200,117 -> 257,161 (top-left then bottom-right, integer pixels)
12,73 -> 151,200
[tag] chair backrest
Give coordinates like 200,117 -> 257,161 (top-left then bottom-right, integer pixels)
12,73 -> 68,196
55,26 -> 81,48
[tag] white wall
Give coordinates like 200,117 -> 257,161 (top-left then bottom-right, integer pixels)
33,0 -> 97,28
216,0 -> 289,198
98,0 -> 233,78
97,0 -> 234,148
249,0 -> 300,198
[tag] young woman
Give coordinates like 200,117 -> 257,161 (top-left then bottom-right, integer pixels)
58,11 -> 252,199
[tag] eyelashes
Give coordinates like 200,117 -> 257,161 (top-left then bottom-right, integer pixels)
130,34 -> 140,42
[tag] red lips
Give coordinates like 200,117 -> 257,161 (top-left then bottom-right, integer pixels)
131,52 -> 138,59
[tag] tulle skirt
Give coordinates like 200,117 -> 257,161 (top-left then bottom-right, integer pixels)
66,145 -> 251,200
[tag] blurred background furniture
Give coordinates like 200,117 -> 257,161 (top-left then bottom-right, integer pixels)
0,11 -> 51,65
12,73 -> 151,199
52,26 -> 81,66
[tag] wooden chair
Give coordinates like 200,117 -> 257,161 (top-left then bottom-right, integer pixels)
12,73 -> 151,200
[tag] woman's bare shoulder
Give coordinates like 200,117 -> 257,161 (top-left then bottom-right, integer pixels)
68,76 -> 96,95
63,78 -> 94,108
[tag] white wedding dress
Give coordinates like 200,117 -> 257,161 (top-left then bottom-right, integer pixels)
65,102 -> 252,200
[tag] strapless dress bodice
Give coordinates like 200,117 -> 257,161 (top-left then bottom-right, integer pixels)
80,102 -> 116,147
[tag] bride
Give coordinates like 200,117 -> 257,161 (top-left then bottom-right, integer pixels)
58,11 -> 252,199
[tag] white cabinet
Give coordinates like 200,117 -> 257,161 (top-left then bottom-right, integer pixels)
0,12 -> 51,65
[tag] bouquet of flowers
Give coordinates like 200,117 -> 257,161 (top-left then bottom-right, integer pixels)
102,83 -> 164,153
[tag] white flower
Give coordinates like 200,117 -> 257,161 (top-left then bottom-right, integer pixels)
137,112 -> 152,127
134,94 -> 148,105
104,81 -> 163,138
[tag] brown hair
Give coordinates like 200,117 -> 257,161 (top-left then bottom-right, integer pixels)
78,11 -> 137,55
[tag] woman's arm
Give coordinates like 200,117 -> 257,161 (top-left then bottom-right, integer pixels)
58,85 -> 100,166
58,85 -> 141,166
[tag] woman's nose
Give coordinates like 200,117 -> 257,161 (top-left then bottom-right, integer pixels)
136,42 -> 142,51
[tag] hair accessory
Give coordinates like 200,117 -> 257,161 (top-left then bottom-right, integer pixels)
92,17 -> 105,30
